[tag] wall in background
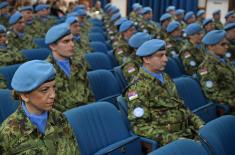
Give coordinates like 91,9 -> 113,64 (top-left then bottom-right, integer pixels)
206,0 -> 228,23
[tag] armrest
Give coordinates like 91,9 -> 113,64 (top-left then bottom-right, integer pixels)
192,102 -> 214,113
98,94 -> 120,108
94,135 -> 140,155
215,103 -> 230,115
140,137 -> 158,151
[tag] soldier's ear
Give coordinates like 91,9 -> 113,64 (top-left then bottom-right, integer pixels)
143,56 -> 151,64
19,93 -> 30,103
49,44 -> 56,51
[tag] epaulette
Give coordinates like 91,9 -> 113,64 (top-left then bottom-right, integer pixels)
122,76 -> 140,95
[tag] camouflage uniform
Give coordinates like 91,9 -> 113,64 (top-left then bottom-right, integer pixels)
125,67 -> 204,146
179,41 -> 205,76
0,47 -> 26,66
166,36 -> 186,57
225,40 -> 235,62
214,20 -> 223,30
0,16 -> 9,27
198,52 -> 235,111
47,55 -> 94,112
0,74 -> 7,89
24,21 -> 42,38
7,30 -> 36,51
73,41 -> 90,70
139,20 -> 161,38
159,28 -> 168,40
0,104 -> 80,155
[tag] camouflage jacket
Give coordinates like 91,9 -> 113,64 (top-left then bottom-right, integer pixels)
166,36 -> 186,57
0,47 -> 26,66
198,52 -> 235,109
125,67 -> 204,146
47,55 -> 94,112
73,41 -> 90,70
225,40 -> 235,62
7,30 -> 36,51
0,74 -> 7,89
214,20 -> 223,30
0,16 -> 9,27
179,41 -> 206,76
139,20 -> 160,38
0,105 -> 80,155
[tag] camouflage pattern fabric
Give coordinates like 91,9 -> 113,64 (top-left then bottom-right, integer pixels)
165,36 -> 186,57
214,20 -> 223,30
0,47 -> 26,66
0,74 -> 7,89
139,20 -> 161,39
225,41 -> 235,62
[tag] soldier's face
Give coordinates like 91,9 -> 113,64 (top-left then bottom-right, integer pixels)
37,9 -> 48,17
14,18 -> 25,33
20,80 -> 56,114
226,29 -> 235,40
212,39 -> 229,56
144,50 -> 168,72
227,15 -> 235,23
70,22 -> 80,35
213,14 -> 220,20
51,34 -> 75,60
21,10 -> 33,22
205,23 -> 214,32
0,33 -> 7,45
124,27 -> 136,40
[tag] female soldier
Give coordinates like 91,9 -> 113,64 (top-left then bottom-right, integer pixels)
0,60 -> 80,154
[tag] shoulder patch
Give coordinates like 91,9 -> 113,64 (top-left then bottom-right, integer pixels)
199,67 -> 208,75
117,48 -> 124,55
128,91 -> 138,101
184,51 -> 191,58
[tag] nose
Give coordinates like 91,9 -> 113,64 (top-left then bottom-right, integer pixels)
49,88 -> 56,99
163,54 -> 168,62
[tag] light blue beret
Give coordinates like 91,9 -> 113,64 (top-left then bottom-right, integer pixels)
0,24 -> 6,33
111,13 -> 121,22
105,3 -> 112,10
166,6 -> 175,12
128,32 -> 151,49
67,12 -> 79,18
224,23 -> 235,31
136,39 -> 166,57
142,7 -> 152,15
185,23 -> 202,36
114,17 -> 127,26
11,60 -> 56,92
66,16 -> 79,25
110,6 -> 119,14
225,11 -> 234,19
19,5 -> 33,12
9,11 -> 22,25
212,9 -> 221,15
119,20 -> 134,32
132,3 -> 141,11
77,9 -> 87,16
45,23 -> 70,45
35,4 -> 49,12
75,4 -> 86,10
167,21 -> 180,33
175,9 -> 184,15
202,18 -> 213,27
160,13 -> 172,22
184,11 -> 194,21
197,10 -> 205,17
0,1 -> 8,9
202,30 -> 226,45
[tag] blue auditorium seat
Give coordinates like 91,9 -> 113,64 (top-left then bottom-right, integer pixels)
199,115 -> 235,155
33,38 -> 49,49
0,89 -> 18,124
174,76 -> 229,122
64,102 -> 143,155
112,66 -> 128,91
0,64 -> 21,89
90,26 -> 105,33
20,48 -> 50,61
149,139 -> 208,155
90,41 -> 109,53
89,32 -> 107,42
164,57 -> 184,79
85,52 -> 114,70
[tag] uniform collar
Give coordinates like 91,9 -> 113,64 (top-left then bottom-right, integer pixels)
141,66 -> 164,84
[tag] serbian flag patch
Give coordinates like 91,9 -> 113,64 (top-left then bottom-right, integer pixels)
128,91 -> 138,101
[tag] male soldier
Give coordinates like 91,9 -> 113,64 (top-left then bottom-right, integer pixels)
159,13 -> 172,40
0,24 -> 26,66
224,11 -> 235,26
45,23 -> 94,112
175,9 -> 186,28
224,23 -> 235,63
125,39 -> 204,146
7,11 -> 35,50
212,10 -> 223,30
0,1 -> 10,27
121,32 -> 151,83
198,30 -> 235,113
139,7 -> 160,38
166,21 -> 186,57
184,11 -> 196,25
166,5 -> 176,19
196,10 -> 205,25
202,18 -> 215,34
113,20 -> 136,65
129,3 -> 142,26
179,23 -> 205,76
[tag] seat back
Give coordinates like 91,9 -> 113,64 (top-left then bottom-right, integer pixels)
199,115 -> 235,155
90,41 -> 109,53
0,64 -> 21,89
33,38 -> 49,49
0,89 -> 19,124
85,52 -> 114,70
64,102 -> 142,155
112,66 -> 128,91
174,76 -> 218,122
89,32 -> 106,42
20,48 -> 50,60
164,57 -> 184,79
149,139 -> 208,155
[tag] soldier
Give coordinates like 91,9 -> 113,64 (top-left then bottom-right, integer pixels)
202,18 -> 215,34
166,21 -> 186,57
196,10 -> 205,25
121,32 -> 151,83
90,0 -> 104,19
125,39 -> 204,146
224,11 -> 235,26
129,3 -> 142,25
159,13 -> 172,40
166,6 -> 176,18
113,20 -> 136,65
179,23 -> 205,76
7,11 -> 35,50
45,23 -> 94,112
0,60 -> 80,154
0,24 -> 26,66
198,30 -> 235,112
0,1 -> 10,27
212,10 -> 223,30
224,23 -> 235,63
175,9 -> 186,28
184,11 -> 196,25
